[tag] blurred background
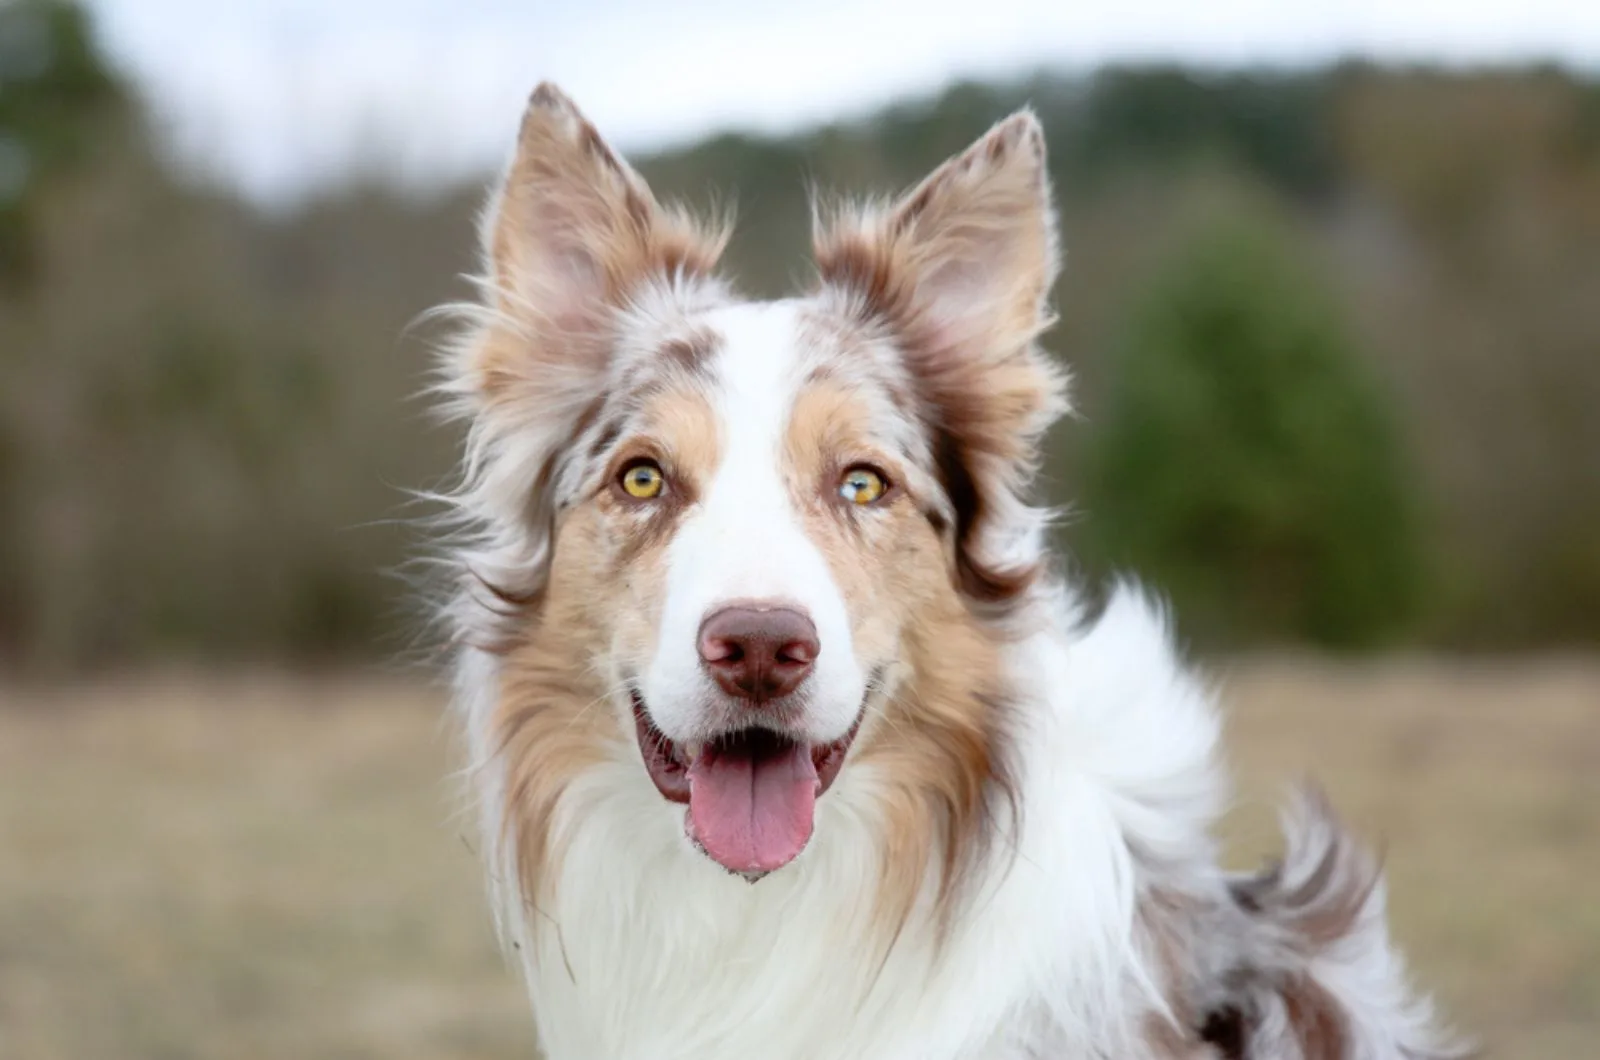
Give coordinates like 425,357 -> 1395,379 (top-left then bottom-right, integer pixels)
1,1 -> 1596,1057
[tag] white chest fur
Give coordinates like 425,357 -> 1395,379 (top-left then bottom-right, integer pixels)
461,591 -> 1225,1060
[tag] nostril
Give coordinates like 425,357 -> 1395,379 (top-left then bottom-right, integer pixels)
775,640 -> 815,667
702,639 -> 742,665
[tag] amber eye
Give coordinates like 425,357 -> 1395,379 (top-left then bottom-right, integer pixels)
619,460 -> 665,499
838,466 -> 888,506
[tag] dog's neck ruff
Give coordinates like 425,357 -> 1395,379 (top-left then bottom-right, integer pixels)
458,586 -> 1213,1059
454,584 -> 1454,1059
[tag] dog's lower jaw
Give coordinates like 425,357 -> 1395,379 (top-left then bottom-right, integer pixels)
687,831 -> 776,884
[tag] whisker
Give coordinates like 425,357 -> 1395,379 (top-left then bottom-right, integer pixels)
562,680 -> 634,734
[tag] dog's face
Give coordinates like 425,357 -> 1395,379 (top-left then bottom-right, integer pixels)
561,300 -> 956,876
453,84 -> 1065,883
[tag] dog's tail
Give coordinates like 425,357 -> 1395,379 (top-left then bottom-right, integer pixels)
1172,788 -> 1469,1059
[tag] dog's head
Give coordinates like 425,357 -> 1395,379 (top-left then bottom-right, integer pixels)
446,84 -> 1066,887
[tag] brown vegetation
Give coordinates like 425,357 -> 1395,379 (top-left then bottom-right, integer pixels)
1,661 -> 1595,1059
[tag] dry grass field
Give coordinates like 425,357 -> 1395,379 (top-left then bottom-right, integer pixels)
1,659 -> 1595,1059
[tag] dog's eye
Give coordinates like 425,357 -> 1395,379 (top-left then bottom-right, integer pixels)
619,460 -> 666,500
838,466 -> 888,506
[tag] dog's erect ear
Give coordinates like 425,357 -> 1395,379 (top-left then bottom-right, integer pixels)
819,111 -> 1060,357
441,86 -> 728,649
481,83 -> 726,379
813,113 -> 1068,610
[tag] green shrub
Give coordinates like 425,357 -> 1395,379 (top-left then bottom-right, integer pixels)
1078,205 -> 1422,649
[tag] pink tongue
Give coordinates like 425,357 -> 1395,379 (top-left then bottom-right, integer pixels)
687,740 -> 818,874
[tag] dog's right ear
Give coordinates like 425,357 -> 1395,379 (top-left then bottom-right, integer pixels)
476,83 -> 726,395
438,86 -> 728,651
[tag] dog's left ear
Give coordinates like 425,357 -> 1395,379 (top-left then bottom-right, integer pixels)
813,112 -> 1068,609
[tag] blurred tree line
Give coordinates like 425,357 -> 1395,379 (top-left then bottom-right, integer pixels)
2,1 -> 1597,670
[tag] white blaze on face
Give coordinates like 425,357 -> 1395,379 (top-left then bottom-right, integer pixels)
641,301 -> 865,745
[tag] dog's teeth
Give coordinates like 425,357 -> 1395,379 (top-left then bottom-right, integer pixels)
682,741 -> 702,764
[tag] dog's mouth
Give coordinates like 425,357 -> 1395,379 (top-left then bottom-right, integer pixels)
631,692 -> 861,877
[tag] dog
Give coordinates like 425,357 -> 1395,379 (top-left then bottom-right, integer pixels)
432,82 -> 1461,1059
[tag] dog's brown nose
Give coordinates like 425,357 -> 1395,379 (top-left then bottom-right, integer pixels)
698,605 -> 819,703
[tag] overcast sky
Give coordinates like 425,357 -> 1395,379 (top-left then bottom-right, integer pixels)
87,0 -> 1600,205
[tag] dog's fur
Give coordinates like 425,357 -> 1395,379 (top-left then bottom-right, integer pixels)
432,83 -> 1462,1059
